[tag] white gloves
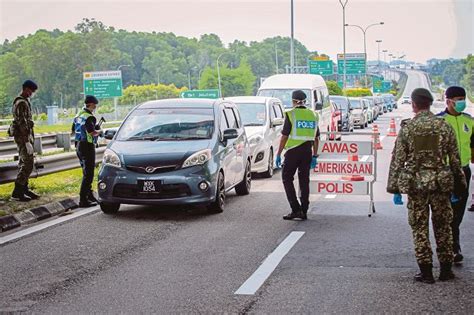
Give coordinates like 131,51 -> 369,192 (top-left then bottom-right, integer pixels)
25,142 -> 34,155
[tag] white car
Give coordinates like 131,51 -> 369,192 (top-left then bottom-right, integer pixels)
401,96 -> 411,104
226,96 -> 284,178
348,97 -> 369,129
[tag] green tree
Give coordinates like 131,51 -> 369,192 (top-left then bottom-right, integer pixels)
199,59 -> 256,97
327,81 -> 343,95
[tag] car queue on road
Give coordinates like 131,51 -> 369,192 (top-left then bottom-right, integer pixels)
97,73 -> 399,214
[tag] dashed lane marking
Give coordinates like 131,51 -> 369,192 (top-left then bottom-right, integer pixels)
234,231 -> 305,295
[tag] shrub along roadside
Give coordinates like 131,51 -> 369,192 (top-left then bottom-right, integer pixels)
0,167 -> 98,216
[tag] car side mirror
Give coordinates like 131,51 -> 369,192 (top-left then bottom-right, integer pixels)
104,129 -> 117,140
271,118 -> 284,127
222,128 -> 238,141
315,102 -> 323,111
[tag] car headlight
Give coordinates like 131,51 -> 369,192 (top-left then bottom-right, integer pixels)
182,149 -> 212,168
103,149 -> 121,168
249,135 -> 263,146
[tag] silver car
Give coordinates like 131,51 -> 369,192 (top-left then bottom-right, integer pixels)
348,97 -> 369,129
226,96 -> 284,178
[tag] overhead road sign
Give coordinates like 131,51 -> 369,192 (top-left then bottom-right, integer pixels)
83,71 -> 123,99
181,89 -> 220,99
337,53 -> 367,75
308,60 -> 334,75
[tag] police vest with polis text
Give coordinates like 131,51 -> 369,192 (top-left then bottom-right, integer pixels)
285,107 -> 318,150
73,109 -> 97,144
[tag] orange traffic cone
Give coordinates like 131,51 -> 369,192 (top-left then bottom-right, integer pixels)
373,124 -> 383,150
342,154 -> 365,181
388,118 -> 397,137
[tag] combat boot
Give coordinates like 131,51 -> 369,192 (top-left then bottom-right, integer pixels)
414,263 -> 435,284
24,184 -> 40,200
11,183 -> 32,202
439,262 -> 455,281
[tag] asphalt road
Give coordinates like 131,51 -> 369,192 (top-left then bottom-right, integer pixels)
1,71 -> 473,313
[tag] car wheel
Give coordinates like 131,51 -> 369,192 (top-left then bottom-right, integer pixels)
100,202 -> 120,214
235,161 -> 251,195
208,172 -> 225,213
261,150 -> 274,178
365,121 -> 368,128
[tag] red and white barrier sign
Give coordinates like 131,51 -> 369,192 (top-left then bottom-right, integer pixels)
315,161 -> 373,176
313,180 -> 369,195
318,140 -> 373,156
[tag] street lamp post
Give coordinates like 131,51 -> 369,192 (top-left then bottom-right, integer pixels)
115,64 -> 130,121
376,40 -> 382,74
339,0 -> 349,91
345,22 -> 384,87
216,53 -> 227,98
382,49 -> 388,79
59,92 -> 63,111
290,0 -> 295,74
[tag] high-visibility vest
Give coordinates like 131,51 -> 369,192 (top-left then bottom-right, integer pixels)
73,109 -> 96,144
437,110 -> 474,166
285,107 -> 318,150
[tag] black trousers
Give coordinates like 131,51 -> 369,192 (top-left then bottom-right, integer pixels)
282,143 -> 312,213
451,165 -> 471,253
76,141 -> 96,202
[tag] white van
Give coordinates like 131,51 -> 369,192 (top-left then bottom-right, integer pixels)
257,74 -> 331,135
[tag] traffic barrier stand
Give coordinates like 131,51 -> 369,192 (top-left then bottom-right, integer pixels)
312,132 -> 377,217
388,118 -> 397,137
372,124 -> 383,150
342,154 -> 365,181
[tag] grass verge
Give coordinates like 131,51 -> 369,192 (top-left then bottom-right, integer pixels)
0,166 -> 98,215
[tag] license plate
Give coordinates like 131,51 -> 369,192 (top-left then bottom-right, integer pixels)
138,180 -> 162,193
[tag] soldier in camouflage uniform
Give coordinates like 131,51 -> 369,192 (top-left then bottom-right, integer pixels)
387,88 -> 466,284
8,80 -> 40,202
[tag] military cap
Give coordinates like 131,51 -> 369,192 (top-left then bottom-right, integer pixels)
84,95 -> 99,104
292,90 -> 307,101
411,88 -> 433,104
22,80 -> 38,90
445,86 -> 466,99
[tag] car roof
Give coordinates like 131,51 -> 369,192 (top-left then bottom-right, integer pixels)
259,74 -> 326,90
225,96 -> 275,104
137,98 -> 222,109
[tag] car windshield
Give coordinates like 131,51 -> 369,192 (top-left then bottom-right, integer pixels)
235,103 -> 266,126
363,98 -> 374,106
330,97 -> 350,112
349,99 -> 362,109
116,108 -> 214,141
258,89 -> 311,109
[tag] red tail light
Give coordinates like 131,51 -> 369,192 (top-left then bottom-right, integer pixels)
332,110 -> 341,117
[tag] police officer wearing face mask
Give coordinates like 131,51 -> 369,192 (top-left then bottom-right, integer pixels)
436,86 -> 473,264
276,90 -> 320,221
72,95 -> 103,208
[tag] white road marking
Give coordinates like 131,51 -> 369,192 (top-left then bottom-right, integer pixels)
235,231 -> 305,295
325,195 -> 337,199
380,136 -> 386,142
0,207 -> 100,246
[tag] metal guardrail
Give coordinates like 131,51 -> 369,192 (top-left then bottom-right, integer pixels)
0,121 -> 121,157
0,147 -> 106,185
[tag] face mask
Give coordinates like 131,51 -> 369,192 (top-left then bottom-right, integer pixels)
454,100 -> 466,113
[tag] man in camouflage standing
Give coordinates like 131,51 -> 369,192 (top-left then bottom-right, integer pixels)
387,88 -> 466,283
9,80 -> 40,202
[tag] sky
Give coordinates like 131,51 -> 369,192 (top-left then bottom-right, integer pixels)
0,0 -> 472,63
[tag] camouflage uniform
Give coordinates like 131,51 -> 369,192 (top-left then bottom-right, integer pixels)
387,111 -> 466,265
11,96 -> 35,186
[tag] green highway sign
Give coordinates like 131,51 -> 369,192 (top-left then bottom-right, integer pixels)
181,89 -> 220,99
308,60 -> 334,75
372,76 -> 383,93
83,71 -> 123,98
382,81 -> 392,92
337,53 -> 366,75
